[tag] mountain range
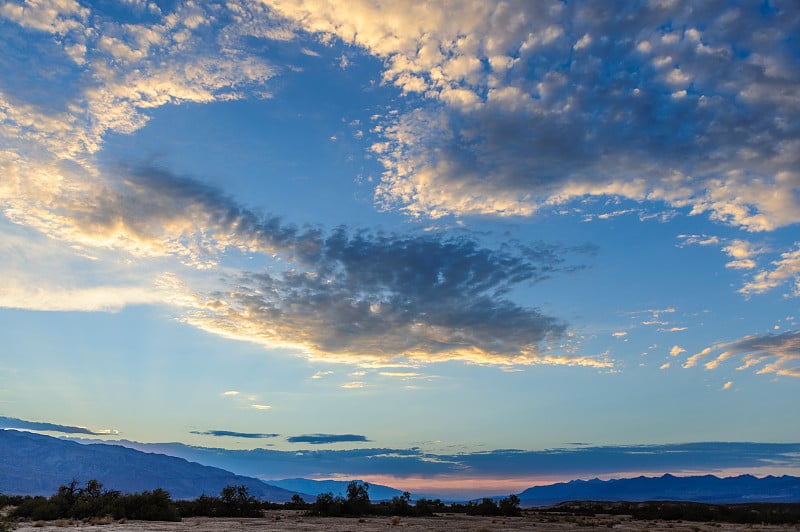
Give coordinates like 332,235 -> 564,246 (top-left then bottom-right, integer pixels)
518,473 -> 800,506
0,429 -> 298,501
3,429 -> 799,505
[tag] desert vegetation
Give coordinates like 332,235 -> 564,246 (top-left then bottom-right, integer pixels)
3,480 -> 799,531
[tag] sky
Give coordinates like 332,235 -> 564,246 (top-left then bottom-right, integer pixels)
1,0 -> 800,496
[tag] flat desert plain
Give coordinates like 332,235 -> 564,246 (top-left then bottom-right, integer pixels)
12,511 -> 800,531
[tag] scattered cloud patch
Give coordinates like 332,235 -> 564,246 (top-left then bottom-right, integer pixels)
685,331 -> 800,378
722,381 -> 733,391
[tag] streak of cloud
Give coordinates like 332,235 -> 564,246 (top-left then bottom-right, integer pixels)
287,433 -> 370,445
190,430 -> 280,439
0,416 -> 116,436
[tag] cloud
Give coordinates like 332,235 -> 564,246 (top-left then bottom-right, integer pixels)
659,362 -> 670,370
686,331 -> 800,377
342,381 -> 365,389
287,434 -> 370,445
722,381 -> 733,391
0,416 -> 114,436
106,439 -> 800,482
612,331 -> 627,338
265,1 -> 800,236
5,148 -> 602,368
669,345 -> 686,357
190,430 -> 279,439
740,244 -> 800,296
251,404 -> 272,410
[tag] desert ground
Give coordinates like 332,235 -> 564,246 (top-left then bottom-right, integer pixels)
12,510 -> 800,531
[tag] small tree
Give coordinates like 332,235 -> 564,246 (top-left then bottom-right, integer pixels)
389,491 -> 413,516
219,485 -> 260,517
499,494 -> 521,516
345,481 -> 370,516
310,492 -> 343,516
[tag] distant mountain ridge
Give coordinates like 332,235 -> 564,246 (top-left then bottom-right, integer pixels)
518,473 -> 800,506
0,429 -> 298,501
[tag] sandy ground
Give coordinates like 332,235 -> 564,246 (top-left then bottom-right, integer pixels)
12,511 -> 800,531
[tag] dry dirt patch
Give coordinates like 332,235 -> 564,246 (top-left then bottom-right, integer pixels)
13,511 -> 797,531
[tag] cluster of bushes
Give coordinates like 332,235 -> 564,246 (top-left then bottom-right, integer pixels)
305,481 -> 520,517
174,485 -> 262,517
10,480 -> 179,522
2,479 -> 523,524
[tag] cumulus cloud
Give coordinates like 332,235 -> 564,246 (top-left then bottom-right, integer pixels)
287,433 -> 370,445
685,331 -> 800,377
262,1 -> 800,234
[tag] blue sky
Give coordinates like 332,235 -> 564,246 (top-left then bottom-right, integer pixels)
1,0 -> 799,494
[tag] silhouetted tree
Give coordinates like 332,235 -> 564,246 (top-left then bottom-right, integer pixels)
344,481 -> 370,516
498,494 -> 521,516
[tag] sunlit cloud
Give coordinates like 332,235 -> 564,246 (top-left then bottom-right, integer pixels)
670,345 -> 686,357
686,331 -> 800,378
722,381 -> 733,391
251,404 -> 272,410
341,381 -> 365,389
741,244 -> 800,296
259,1 -> 800,233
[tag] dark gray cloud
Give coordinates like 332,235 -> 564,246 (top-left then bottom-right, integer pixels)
0,416 -> 109,435
89,167 -> 593,367
206,226 -> 573,364
190,430 -> 280,439
287,434 -> 370,445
